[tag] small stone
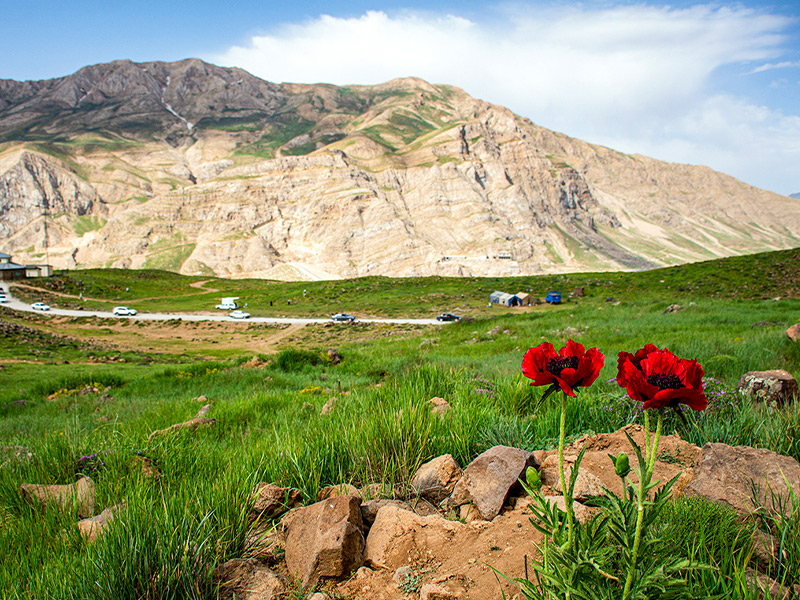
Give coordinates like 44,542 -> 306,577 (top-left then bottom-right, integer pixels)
393,565 -> 412,584
420,583 -> 458,600
787,323 -> 800,342
251,483 -> 302,520
317,483 -> 360,501
737,370 -> 797,408
427,397 -> 451,416
77,502 -> 126,543
410,454 -> 462,503
213,557 -> 285,600
663,304 -> 682,314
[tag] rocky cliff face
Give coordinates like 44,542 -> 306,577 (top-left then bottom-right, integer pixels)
0,60 -> 797,279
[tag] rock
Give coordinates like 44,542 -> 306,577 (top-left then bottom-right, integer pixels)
447,446 -> 539,520
410,454 -> 463,503
282,495 -> 365,588
737,370 -> 797,407
321,397 -> 337,415
192,394 -> 208,403
663,303 -> 682,314
750,529 -> 780,570
359,482 -> 400,500
317,484 -> 360,501
541,465 -> 606,502
786,323 -> 800,342
409,497 -> 441,517
77,502 -> 125,543
685,443 -> 800,516
130,454 -> 160,479
427,397 -> 451,416
213,557 -> 285,600
365,505 -> 463,571
571,286 -> 585,298
20,475 -> 95,518
307,594 -> 330,600
393,565 -> 413,584
745,568 -> 800,600
148,405 -> 215,440
251,483 -> 302,520
327,349 -> 342,364
420,583 -> 458,600
487,326 -> 501,336
361,499 -> 413,528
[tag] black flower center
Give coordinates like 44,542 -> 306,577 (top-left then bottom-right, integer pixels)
547,356 -> 580,378
647,374 -> 683,390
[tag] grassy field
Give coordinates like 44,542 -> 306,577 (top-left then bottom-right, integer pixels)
0,248 -> 799,598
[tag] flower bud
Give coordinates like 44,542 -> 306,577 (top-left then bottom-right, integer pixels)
525,466 -> 542,492
609,452 -> 630,478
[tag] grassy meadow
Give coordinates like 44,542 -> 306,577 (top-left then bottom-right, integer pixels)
0,248 -> 799,598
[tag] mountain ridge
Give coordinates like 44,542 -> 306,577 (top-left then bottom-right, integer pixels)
0,59 -> 797,280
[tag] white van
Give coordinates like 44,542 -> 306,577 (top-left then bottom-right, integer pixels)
215,297 -> 239,310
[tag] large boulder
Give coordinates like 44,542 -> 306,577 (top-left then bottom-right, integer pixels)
20,475 -> 95,518
786,323 -> 800,342
447,445 -> 539,520
251,483 -> 302,521
737,370 -> 798,407
213,558 -> 285,600
685,443 -> 800,516
364,505 -> 464,570
410,454 -> 462,503
360,499 -> 413,529
282,495 -> 365,588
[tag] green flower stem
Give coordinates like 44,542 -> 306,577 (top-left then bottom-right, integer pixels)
623,410 -> 664,600
643,409 -> 651,465
558,393 -> 575,550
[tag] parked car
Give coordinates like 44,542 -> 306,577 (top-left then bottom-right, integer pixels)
436,312 -> 461,322
545,291 -> 562,305
113,306 -> 138,316
331,313 -> 356,322
229,310 -> 250,319
31,302 -> 50,311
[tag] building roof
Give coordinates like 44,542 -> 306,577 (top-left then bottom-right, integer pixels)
0,262 -> 25,270
0,252 -> 11,259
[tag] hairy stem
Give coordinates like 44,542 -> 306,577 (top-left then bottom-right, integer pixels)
559,393 -> 575,550
623,411 -> 663,600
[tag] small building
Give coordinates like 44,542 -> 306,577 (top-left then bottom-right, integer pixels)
516,292 -> 531,306
0,252 -> 27,281
489,290 -> 521,307
0,252 -> 53,281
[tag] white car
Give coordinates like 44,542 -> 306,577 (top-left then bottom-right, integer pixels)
31,302 -> 50,311
0,294 -> 7,303
229,310 -> 250,319
113,306 -> 138,316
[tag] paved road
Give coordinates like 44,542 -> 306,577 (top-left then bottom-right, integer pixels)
0,289 -> 443,326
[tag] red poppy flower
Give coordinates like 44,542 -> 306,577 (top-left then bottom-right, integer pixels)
617,348 -> 707,411
522,339 -> 605,397
615,343 -> 661,387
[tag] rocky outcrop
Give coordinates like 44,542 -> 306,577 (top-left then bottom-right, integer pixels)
737,370 -> 798,407
685,443 -> 800,515
20,475 -> 95,518
409,455 -> 462,503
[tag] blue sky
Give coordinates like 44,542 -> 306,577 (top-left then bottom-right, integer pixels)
2,1 -> 799,195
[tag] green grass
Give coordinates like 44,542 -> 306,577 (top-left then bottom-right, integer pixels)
0,248 -> 799,597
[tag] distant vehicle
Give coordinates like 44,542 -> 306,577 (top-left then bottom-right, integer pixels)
331,313 -> 356,322
436,313 -> 461,322
229,310 -> 250,319
113,306 -> 138,316
545,291 -> 562,305
31,302 -> 50,311
0,296 -> 7,304
216,296 -> 239,310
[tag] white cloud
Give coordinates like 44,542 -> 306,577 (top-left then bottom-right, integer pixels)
210,5 -> 798,194
747,60 -> 800,74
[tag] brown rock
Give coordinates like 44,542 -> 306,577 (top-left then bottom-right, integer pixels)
685,443 -> 800,516
410,454 -> 463,503
745,568 -> 800,600
317,484 -> 360,501
737,370 -> 798,407
663,303 -> 682,313
148,405 -> 215,440
571,286 -> 585,298
420,583 -> 459,600
409,497 -> 441,517
542,466 -> 606,502
213,557 -> 285,600
77,502 -> 126,543
251,483 -> 302,520
20,475 -> 95,518
283,495 -> 365,588
321,397 -> 337,415
447,446 -> 539,520
361,499 -> 413,529
786,323 -> 800,342
428,397 -> 451,416
365,505 -> 463,571
327,349 -> 342,364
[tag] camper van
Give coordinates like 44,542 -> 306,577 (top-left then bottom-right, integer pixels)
215,297 -> 239,310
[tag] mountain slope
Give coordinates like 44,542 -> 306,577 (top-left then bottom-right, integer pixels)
1,59 -> 797,279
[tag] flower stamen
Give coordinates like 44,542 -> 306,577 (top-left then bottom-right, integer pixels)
646,374 -> 683,390
547,356 -> 580,377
